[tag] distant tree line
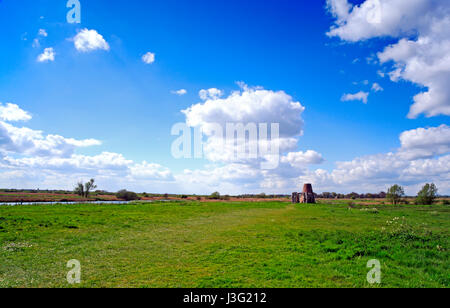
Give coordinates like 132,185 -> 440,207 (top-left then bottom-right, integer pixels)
316,192 -> 387,199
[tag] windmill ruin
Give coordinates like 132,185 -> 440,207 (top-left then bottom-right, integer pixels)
292,184 -> 316,204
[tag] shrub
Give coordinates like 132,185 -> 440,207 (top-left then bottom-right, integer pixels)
442,200 -> 450,205
180,195 -> 188,199
116,190 -> 140,201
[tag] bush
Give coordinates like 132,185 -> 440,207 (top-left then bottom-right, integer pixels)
180,195 -> 188,199
116,190 -> 140,201
442,200 -> 450,205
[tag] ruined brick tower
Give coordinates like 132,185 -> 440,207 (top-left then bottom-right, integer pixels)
292,183 -> 316,204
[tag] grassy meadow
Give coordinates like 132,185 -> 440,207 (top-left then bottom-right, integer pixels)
0,200 -> 448,288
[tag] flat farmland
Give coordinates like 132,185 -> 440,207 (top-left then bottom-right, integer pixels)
0,201 -> 448,288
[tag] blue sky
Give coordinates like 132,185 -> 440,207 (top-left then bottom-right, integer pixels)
0,0 -> 449,194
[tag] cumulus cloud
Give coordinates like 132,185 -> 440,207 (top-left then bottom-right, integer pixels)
299,124 -> 450,194
0,102 -> 100,158
38,29 -> 48,37
183,84 -> 308,165
0,103 -> 32,122
0,121 -> 101,158
32,29 -> 48,48
172,89 -> 187,96
175,84 -> 326,193
142,52 -> 155,64
326,0 -> 450,118
198,88 -> 224,101
398,125 -> 450,160
129,161 -> 174,181
298,153 -> 450,195
281,151 -> 325,167
4,152 -> 131,171
177,163 -> 262,190
341,91 -> 369,103
186,86 -> 305,138
37,47 -> 55,62
371,82 -> 383,92
326,0 -> 352,23
73,29 -> 109,52
0,103 -> 175,191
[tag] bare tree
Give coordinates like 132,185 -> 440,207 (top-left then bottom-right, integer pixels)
84,179 -> 97,198
74,179 -> 97,198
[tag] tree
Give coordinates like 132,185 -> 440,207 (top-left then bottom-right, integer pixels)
416,183 -> 438,205
74,182 -> 84,197
386,185 -> 404,205
210,192 -> 220,200
84,179 -> 97,198
74,179 -> 97,198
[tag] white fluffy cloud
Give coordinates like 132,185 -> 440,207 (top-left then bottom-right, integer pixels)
32,29 -> 48,48
142,52 -> 155,64
327,0 -> 450,118
398,125 -> 450,160
37,47 -> 55,62
129,161 -> 174,181
0,104 -> 99,158
175,84 -> 326,193
4,152 -> 131,171
299,124 -> 450,194
186,85 -> 305,138
0,121 -> 101,157
326,0 -> 435,41
0,103 -> 174,191
0,103 -> 31,122
176,163 -> 263,193
371,82 -> 383,92
183,85 -> 308,165
73,29 -> 109,52
38,29 -> 48,37
199,88 -> 224,101
172,89 -> 187,96
281,151 -> 325,167
341,91 -> 369,103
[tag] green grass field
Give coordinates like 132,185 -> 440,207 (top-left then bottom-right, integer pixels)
0,201 -> 448,288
